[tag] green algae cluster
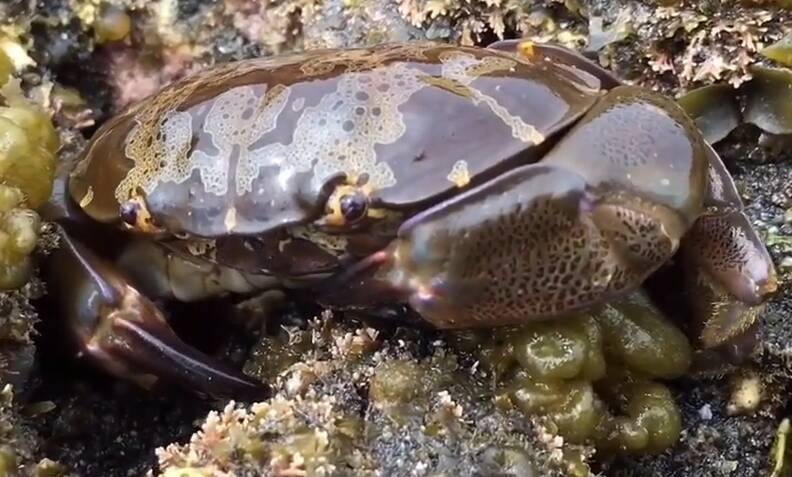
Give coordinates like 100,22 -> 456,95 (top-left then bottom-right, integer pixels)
0,185 -> 40,290
0,73 -> 59,290
0,97 -> 59,210
450,290 -> 691,455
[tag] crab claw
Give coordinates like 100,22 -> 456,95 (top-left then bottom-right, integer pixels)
320,85 -> 711,330
487,39 -> 622,89
44,225 -> 267,400
678,145 -> 778,349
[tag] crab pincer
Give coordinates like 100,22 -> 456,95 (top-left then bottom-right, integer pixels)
44,226 -> 267,399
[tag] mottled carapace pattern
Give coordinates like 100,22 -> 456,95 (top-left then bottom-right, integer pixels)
70,42 -> 603,238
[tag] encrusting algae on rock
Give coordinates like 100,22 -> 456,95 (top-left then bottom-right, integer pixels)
154,313 -> 590,477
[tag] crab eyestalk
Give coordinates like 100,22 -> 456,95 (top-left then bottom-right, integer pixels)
44,225 -> 267,399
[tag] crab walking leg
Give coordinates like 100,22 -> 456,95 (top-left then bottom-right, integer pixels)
112,237 -> 279,303
43,225 -> 267,399
679,145 -> 778,349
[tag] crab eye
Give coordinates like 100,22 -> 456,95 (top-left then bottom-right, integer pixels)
119,201 -> 139,225
339,192 -> 368,223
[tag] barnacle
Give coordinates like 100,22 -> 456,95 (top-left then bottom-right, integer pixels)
0,185 -> 40,290
459,290 -> 690,454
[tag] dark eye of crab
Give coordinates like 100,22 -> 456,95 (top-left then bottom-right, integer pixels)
119,201 -> 139,226
339,192 -> 368,223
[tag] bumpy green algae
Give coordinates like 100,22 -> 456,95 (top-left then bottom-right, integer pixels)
598,293 -> 692,380
452,290 -> 690,455
0,91 -> 59,210
92,3 -> 131,44
0,47 -> 59,291
0,185 -> 41,290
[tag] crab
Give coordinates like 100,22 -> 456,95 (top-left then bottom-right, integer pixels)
39,40 -> 777,399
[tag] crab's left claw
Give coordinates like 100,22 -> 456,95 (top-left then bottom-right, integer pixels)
679,145 -> 778,350
44,226 -> 267,400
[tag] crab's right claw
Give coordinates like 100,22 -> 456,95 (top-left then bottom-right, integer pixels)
487,39 -> 622,89
319,86 -> 706,330
45,226 -> 267,400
